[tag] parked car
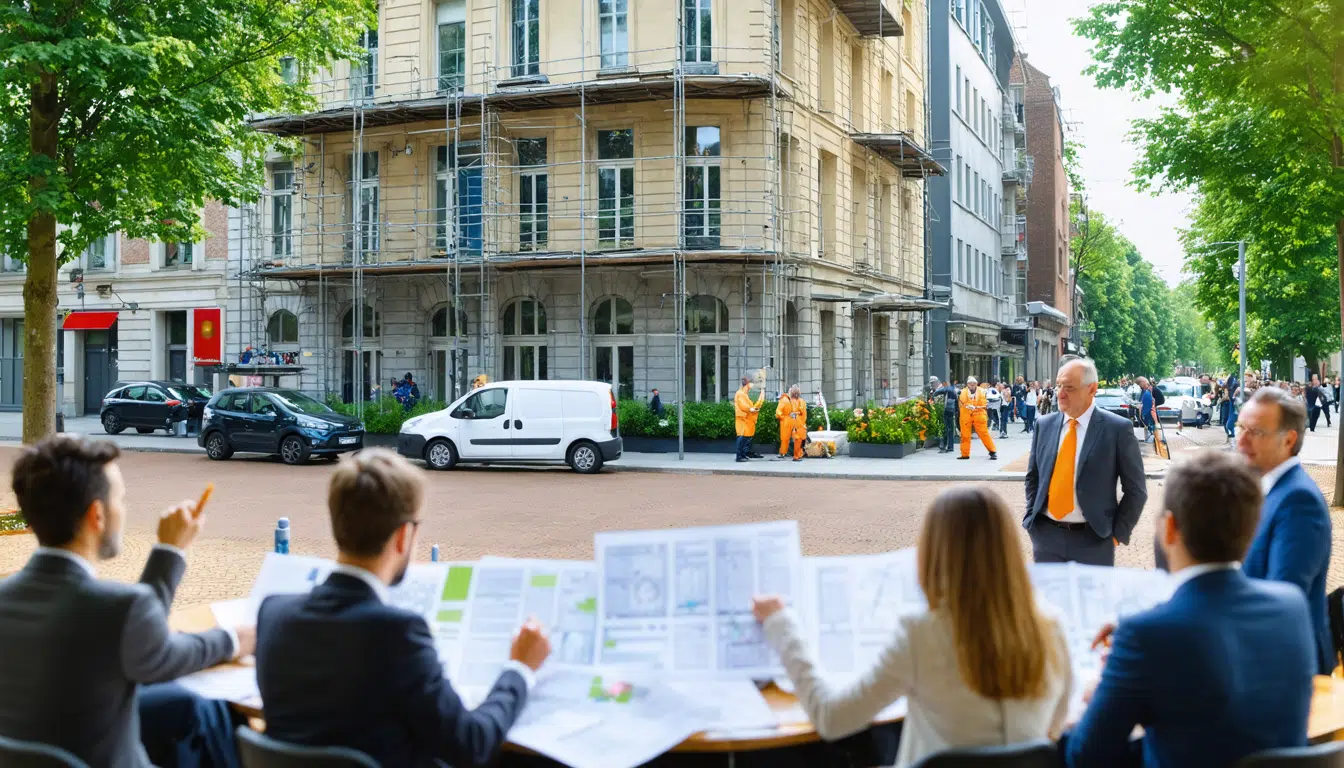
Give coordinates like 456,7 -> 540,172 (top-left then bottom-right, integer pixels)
101,381 -> 212,435
1155,379 -> 1207,426
1095,388 -> 1137,425
198,388 -> 364,465
397,380 -> 622,474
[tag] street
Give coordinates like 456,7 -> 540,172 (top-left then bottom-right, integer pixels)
0,442 -> 1340,610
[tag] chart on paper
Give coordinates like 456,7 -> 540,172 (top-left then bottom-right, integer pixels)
800,550 -> 925,681
594,520 -> 802,678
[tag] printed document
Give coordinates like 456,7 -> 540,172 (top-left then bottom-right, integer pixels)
594,520 -> 802,678
1029,562 -> 1172,676
799,550 -> 925,680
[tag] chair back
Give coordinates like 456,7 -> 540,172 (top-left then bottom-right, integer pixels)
1327,586 -> 1344,671
911,739 -> 1060,768
0,735 -> 90,768
1237,743 -> 1344,768
236,727 -> 379,768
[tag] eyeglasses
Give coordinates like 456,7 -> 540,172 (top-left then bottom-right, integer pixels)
1233,424 -> 1286,440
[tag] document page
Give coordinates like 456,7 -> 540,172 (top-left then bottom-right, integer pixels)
1028,563 -> 1172,676
800,550 -> 925,682
387,562 -> 450,623
479,557 -> 599,668
594,521 -> 802,678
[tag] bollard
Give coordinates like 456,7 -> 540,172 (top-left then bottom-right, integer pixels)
275,518 -> 290,554
430,545 -> 440,563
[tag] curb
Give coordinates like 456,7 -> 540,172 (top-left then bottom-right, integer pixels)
0,438 -> 205,455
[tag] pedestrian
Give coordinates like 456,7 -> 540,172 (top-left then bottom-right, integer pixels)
1013,375 -> 1027,424
733,375 -> 764,463
1222,372 -> 1240,442
1137,377 -> 1156,443
998,380 -> 1012,438
1320,376 -> 1333,428
1305,373 -> 1325,432
1024,382 -> 1039,434
986,382 -> 1003,432
649,388 -> 664,417
1334,376 -> 1341,414
930,377 -> 959,453
957,377 -> 998,461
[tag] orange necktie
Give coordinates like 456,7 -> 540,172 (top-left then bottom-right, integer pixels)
1047,418 -> 1078,520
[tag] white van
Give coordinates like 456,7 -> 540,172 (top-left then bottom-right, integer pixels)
396,380 -> 622,473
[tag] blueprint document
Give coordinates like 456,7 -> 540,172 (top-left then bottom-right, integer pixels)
594,520 -> 802,678
208,552 -> 336,626
800,550 -> 925,682
1029,562 -> 1172,677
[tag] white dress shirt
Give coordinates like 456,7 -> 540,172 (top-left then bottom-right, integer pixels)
32,544 -> 241,658
1260,456 -> 1301,496
1026,390 -> 1038,407
1052,403 -> 1096,524
1170,561 -> 1240,591
330,563 -> 537,690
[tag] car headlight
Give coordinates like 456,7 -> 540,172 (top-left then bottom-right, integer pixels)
402,416 -> 422,432
202,407 -> 213,421
297,416 -> 331,431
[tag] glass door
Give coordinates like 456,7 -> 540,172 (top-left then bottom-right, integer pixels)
595,344 -> 634,400
433,348 -> 470,403
342,350 -> 383,402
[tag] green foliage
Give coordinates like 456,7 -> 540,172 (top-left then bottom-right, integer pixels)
326,397 -> 449,435
616,400 -> 850,442
0,511 -> 26,533
847,401 -> 919,445
1063,138 -> 1086,194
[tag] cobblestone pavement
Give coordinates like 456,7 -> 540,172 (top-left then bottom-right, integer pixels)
0,446 -> 1340,609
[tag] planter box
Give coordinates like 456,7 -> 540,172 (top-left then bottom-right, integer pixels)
925,436 -> 942,449
363,433 -> 400,449
850,441 -> 918,459
0,512 -> 29,537
621,436 -> 738,454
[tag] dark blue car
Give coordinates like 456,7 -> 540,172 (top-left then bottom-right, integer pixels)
198,388 -> 364,465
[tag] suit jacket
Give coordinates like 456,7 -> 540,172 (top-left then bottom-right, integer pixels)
0,549 -> 234,768
1243,462 -> 1334,674
1064,569 -> 1315,768
256,573 -> 529,767
1023,407 -> 1148,542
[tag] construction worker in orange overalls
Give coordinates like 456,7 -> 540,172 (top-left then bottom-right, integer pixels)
775,390 -> 791,459
783,385 -> 808,461
958,376 -> 998,461
734,375 -> 765,462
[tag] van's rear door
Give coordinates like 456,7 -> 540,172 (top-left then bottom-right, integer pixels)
511,387 -> 566,459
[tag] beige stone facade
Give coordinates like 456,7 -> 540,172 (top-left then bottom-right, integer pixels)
230,0 -> 937,409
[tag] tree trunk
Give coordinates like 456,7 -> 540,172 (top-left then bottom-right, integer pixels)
23,73 -> 59,444
1335,213 -> 1344,507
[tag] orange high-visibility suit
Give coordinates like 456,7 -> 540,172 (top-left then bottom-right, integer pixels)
959,386 -> 998,457
734,386 -> 765,437
782,395 -> 808,459
776,396 -> 791,456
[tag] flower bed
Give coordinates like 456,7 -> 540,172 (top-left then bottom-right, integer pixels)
617,399 -> 852,444
0,510 -> 29,536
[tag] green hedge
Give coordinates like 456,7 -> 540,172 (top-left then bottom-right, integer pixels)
617,399 -> 851,442
0,512 -> 25,533
325,396 -> 449,434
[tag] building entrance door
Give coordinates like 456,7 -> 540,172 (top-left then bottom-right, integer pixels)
83,326 -> 117,412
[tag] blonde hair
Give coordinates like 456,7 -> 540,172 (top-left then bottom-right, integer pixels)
917,487 -> 1056,700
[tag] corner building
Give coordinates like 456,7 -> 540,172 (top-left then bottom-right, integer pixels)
229,0 -> 941,409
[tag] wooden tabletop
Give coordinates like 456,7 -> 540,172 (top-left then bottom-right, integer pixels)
170,603 -> 1344,752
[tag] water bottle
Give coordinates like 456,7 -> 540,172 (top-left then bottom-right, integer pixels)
430,545 -> 440,563
274,518 -> 290,555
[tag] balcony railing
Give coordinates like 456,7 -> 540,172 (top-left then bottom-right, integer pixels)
1000,214 -> 1025,256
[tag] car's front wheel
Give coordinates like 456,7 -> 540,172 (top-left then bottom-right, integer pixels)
280,436 -> 309,466
102,411 -> 124,435
205,432 -> 233,461
568,441 -> 603,474
425,439 -> 458,470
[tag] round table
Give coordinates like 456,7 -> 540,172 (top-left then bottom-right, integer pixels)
170,603 -> 1344,751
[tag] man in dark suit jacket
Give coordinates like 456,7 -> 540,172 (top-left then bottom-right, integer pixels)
1065,451 -> 1316,768
256,449 -> 550,766
1024,358 -> 1148,565
1236,386 -> 1334,674
0,436 -> 252,768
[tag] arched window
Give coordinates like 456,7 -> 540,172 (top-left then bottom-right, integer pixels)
684,295 -> 729,334
500,298 -> 547,380
430,305 -> 468,338
592,297 -> 633,335
684,295 -> 730,402
341,305 -> 381,340
267,310 -> 299,344
592,297 -> 634,399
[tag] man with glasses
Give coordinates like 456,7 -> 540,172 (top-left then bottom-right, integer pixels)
255,449 -> 551,765
1235,387 -> 1334,674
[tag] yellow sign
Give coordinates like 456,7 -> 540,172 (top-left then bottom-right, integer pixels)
200,320 -> 215,339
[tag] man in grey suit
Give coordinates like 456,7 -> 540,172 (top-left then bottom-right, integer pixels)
0,436 -> 254,768
1024,358 -> 1148,565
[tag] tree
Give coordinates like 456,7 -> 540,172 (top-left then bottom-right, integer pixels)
1171,282 -> 1225,373
0,0 -> 372,442
1071,207 -> 1135,380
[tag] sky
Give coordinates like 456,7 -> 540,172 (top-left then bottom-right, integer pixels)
1005,0 -> 1192,286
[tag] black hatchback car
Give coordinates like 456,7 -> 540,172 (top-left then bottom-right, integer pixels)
101,381 -> 212,435
198,388 -> 364,465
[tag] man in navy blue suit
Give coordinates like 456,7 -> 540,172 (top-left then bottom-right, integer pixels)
1065,450 -> 1316,768
1237,386 -> 1335,674
255,449 -> 551,766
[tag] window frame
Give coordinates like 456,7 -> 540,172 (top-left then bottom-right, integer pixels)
348,151 -> 380,255
267,309 -> 300,345
437,0 -> 467,92
596,128 -> 636,248
272,162 -> 294,257
683,126 -> 721,249
351,27 -> 378,101
511,0 -> 540,77
599,0 -> 630,70
517,137 -> 549,252
341,305 -> 382,342
683,0 -> 712,63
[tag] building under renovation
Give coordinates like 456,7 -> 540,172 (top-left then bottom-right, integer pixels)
227,0 -> 942,410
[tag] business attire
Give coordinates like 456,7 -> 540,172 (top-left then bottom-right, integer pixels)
933,385 -> 959,452
0,547 -> 239,768
257,566 -> 532,767
764,603 -> 1073,768
1023,403 -> 1148,565
1244,457 -> 1335,674
649,392 -> 663,416
1064,565 -> 1316,768
1306,385 -> 1325,431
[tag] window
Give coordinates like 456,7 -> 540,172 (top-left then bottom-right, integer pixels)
956,239 -> 964,282
684,126 -> 721,249
164,242 -> 192,268
435,142 -> 484,254
684,295 -> 729,402
279,56 -> 298,85
685,294 -> 728,333
348,151 -> 379,255
341,305 -> 381,340
593,297 -> 634,400
954,67 -> 962,115
511,0 -> 540,77
955,156 -> 962,203
437,0 -> 466,92
600,0 -> 629,69
83,234 -> 114,271
517,138 -> 548,251
267,310 -> 299,344
431,305 -> 468,338
351,28 -> 378,101
952,0 -> 964,25
903,8 -> 914,58
778,0 -> 795,75
964,77 -> 971,118
454,387 -> 507,419
597,129 -> 635,247
820,21 -> 835,111
272,162 -> 293,257
501,298 -> 547,380
684,0 -> 711,63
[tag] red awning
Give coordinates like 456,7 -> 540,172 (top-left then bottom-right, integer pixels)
62,311 -> 118,330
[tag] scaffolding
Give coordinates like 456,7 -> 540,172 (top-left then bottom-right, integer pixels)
231,0 -> 941,428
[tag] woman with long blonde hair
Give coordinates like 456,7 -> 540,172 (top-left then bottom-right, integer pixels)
754,487 -> 1073,766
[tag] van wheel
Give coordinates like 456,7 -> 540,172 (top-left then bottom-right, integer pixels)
425,439 -> 458,470
280,436 -> 309,465
568,441 -> 603,474
205,432 -> 233,461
